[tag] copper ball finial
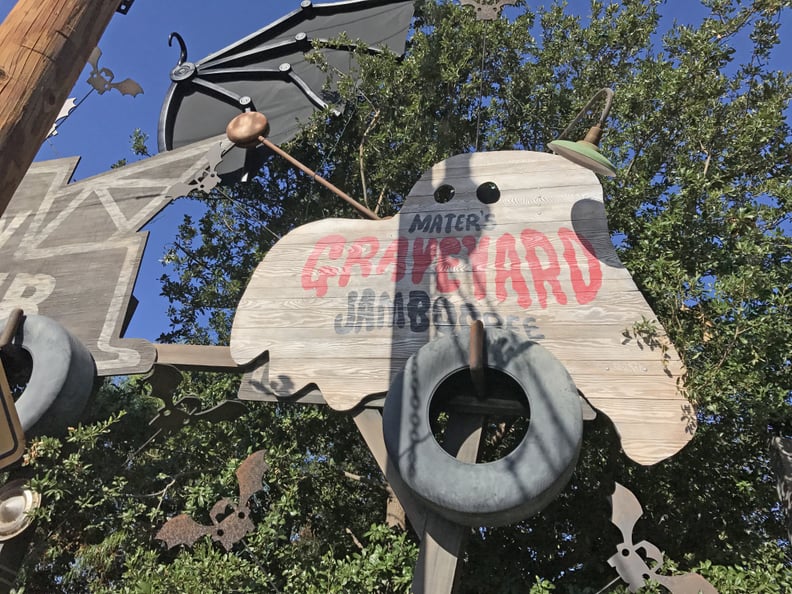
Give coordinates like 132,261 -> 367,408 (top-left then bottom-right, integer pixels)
226,112 -> 269,148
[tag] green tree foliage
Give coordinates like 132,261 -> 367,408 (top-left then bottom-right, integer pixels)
10,375 -> 412,593
7,0 -> 792,591
110,128 -> 151,169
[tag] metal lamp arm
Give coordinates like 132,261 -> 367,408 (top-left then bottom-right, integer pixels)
556,87 -> 614,141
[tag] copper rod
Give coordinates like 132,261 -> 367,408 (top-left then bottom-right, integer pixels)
259,136 -> 380,221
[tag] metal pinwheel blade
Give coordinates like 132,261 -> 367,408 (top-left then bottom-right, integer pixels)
158,0 -> 414,181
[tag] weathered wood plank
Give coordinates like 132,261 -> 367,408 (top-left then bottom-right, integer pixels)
229,336 -> 680,365
234,288 -> 656,321
155,344 -> 249,371
226,211 -> 615,244
412,413 -> 481,594
351,408 -> 429,534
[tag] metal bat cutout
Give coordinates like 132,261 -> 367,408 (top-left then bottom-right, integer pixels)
158,0 -> 414,181
608,483 -> 718,594
87,47 -> 144,97
138,364 -> 247,453
459,0 -> 516,20
46,98 -> 77,139
165,142 -> 226,198
156,450 -> 268,551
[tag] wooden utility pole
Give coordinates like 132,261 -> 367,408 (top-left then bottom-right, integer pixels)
0,0 -> 121,217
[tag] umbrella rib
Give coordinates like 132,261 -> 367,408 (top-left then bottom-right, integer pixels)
195,67 -> 329,111
197,67 -> 286,78
201,39 -> 304,70
285,71 -> 330,110
190,79 -> 247,109
200,36 -> 387,71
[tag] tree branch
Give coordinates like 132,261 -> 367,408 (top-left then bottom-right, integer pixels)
358,109 -> 381,209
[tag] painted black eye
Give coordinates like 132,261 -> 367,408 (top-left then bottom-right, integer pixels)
476,182 -> 500,204
434,184 -> 455,203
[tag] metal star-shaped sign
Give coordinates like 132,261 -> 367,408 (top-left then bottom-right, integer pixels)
1,138 -> 221,376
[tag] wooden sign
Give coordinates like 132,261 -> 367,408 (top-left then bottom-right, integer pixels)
231,151 -> 696,465
0,139 -> 220,376
0,363 -> 24,470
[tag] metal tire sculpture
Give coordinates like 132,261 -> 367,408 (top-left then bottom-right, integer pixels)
382,327 -> 582,527
2,315 -> 96,436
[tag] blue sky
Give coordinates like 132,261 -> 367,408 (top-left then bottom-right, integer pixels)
1,0 -> 294,341
1,0 -> 789,345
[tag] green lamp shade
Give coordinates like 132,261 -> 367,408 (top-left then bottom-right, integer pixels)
547,139 -> 617,177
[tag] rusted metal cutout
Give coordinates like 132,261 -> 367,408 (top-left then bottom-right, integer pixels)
771,436 -> 792,542
608,483 -> 717,593
156,450 -> 268,551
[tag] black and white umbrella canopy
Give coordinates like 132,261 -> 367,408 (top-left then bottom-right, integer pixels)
158,0 -> 414,180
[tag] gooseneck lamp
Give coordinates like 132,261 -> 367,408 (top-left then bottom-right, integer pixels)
548,88 -> 617,177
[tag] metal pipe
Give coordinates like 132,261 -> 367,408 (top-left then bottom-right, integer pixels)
555,87 -> 614,141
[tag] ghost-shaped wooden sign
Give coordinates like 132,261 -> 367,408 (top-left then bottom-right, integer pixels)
231,150 -> 696,465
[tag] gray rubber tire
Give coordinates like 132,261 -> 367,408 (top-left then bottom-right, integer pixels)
382,327 -> 582,527
2,315 -> 96,436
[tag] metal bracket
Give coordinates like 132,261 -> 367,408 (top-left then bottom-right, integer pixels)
117,0 -> 134,14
